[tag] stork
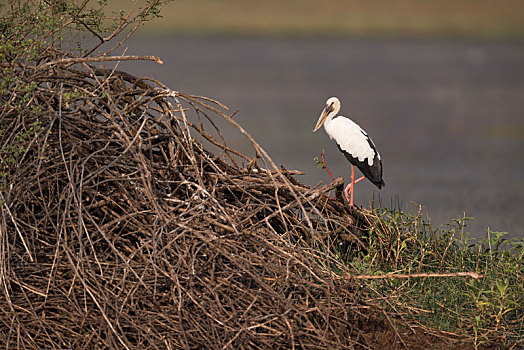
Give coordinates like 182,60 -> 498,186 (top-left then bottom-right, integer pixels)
313,97 -> 384,206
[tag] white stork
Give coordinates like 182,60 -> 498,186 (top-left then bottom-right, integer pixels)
313,97 -> 384,206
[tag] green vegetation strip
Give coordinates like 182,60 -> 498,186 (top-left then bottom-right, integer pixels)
108,0 -> 524,38
338,205 -> 524,348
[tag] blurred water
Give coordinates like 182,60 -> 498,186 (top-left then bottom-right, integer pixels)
119,37 -> 524,239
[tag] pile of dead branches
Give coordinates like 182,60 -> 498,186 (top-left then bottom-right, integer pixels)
0,55 -> 401,349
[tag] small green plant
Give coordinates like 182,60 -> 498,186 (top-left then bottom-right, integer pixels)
314,155 -> 323,168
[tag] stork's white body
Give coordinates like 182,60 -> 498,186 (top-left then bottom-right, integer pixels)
323,116 -> 379,167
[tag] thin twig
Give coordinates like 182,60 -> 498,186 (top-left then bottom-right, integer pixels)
321,148 -> 335,182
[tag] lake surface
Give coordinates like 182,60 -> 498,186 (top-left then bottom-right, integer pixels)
119,37 -> 524,239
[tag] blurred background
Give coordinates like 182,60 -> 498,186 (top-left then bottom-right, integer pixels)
114,0 -> 524,239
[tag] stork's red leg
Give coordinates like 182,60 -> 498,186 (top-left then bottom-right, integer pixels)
344,167 -> 366,206
344,185 -> 351,203
350,165 -> 355,206
354,175 -> 366,184
343,165 -> 355,206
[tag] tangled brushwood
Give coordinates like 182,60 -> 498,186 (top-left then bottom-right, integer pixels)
0,53 -> 408,348
4,1 -> 523,349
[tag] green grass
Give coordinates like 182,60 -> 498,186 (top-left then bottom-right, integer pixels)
342,205 -> 524,348
108,0 -> 524,38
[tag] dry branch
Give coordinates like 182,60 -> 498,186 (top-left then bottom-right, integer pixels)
38,55 -> 164,69
349,272 -> 483,280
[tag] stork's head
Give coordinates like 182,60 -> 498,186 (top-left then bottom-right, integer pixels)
313,96 -> 341,132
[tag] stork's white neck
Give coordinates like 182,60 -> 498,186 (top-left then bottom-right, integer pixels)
324,105 -> 340,127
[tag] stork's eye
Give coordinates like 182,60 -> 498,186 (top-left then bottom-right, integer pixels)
326,104 -> 334,114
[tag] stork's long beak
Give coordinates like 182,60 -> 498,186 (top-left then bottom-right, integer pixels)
313,104 -> 332,132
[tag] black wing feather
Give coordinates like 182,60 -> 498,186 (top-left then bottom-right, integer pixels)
336,132 -> 385,189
